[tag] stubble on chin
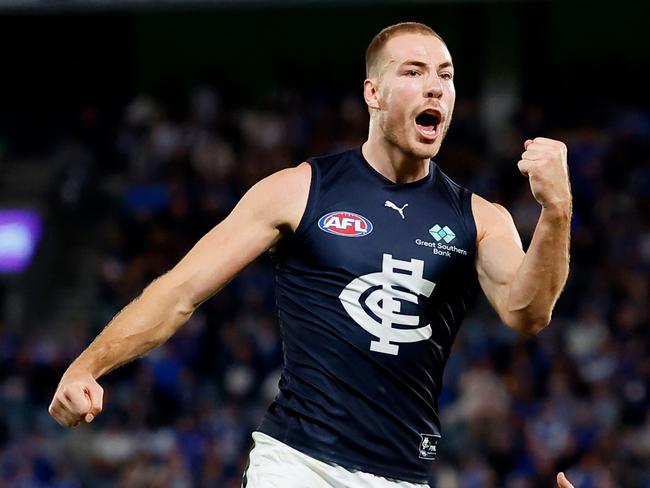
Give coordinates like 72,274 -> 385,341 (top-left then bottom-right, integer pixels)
384,127 -> 438,160
414,144 -> 439,160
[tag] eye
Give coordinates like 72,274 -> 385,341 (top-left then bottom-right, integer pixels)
440,72 -> 454,80
405,70 -> 422,77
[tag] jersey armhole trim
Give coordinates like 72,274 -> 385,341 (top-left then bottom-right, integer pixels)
462,189 -> 478,260
292,159 -> 320,239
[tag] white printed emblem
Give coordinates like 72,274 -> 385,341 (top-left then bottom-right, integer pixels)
338,253 -> 436,355
384,200 -> 408,219
419,434 -> 440,460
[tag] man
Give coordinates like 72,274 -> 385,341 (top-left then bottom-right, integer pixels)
49,22 -> 574,487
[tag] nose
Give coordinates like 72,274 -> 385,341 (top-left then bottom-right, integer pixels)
425,74 -> 443,99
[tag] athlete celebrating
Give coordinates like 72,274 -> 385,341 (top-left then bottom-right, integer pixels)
49,22 -> 574,488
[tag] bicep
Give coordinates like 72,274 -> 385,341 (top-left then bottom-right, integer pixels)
162,163 -> 310,309
473,195 -> 525,321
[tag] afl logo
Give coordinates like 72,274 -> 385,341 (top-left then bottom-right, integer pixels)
318,211 -> 373,237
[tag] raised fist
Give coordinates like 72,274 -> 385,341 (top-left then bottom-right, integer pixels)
517,137 -> 571,211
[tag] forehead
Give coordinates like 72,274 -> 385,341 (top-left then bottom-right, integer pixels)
382,33 -> 452,67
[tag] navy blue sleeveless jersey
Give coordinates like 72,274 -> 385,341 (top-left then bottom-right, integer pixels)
258,147 -> 480,483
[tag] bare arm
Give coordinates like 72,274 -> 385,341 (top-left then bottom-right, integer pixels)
474,137 -> 571,334
49,162 -> 311,426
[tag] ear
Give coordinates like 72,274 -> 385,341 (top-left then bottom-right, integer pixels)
364,78 -> 381,111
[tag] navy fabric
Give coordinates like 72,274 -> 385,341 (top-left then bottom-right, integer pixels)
258,147 -> 480,483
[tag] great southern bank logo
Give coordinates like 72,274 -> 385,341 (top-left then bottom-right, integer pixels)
416,224 -> 467,258
339,253 -> 436,355
318,211 -> 373,237
429,224 -> 456,243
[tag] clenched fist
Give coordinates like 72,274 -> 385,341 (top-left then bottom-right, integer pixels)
48,371 -> 104,427
518,137 -> 571,211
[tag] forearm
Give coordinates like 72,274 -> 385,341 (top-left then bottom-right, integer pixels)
65,277 -> 195,379
507,204 -> 571,333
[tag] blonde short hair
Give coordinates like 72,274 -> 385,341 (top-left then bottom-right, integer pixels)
365,22 -> 444,78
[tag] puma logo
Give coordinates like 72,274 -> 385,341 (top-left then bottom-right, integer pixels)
384,200 -> 408,219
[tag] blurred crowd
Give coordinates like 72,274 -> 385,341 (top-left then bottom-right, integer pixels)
0,84 -> 649,488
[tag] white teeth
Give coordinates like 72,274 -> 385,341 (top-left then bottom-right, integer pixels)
415,120 -> 437,139
418,126 -> 436,136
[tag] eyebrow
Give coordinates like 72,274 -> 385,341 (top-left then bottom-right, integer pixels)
400,60 -> 455,70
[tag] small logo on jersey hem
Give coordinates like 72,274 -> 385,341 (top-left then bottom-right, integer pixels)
418,433 -> 440,460
318,211 -> 373,237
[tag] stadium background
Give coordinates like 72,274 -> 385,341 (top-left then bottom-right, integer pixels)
0,0 -> 648,486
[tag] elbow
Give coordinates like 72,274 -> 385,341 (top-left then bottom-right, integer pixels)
172,283 -> 198,319
504,311 -> 552,336
143,276 -> 196,326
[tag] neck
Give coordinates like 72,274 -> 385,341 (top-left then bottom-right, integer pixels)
362,130 -> 431,185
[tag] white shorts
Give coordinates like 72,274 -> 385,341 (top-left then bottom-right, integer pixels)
242,431 -> 430,488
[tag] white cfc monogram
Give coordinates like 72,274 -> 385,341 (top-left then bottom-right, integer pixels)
339,254 -> 436,355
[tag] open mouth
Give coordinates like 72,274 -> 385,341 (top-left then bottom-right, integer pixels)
415,110 -> 442,140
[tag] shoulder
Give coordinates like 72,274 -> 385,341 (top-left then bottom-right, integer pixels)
471,193 -> 519,243
265,161 -> 312,190
307,147 -> 360,177
251,162 -> 312,233
251,161 -> 311,198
